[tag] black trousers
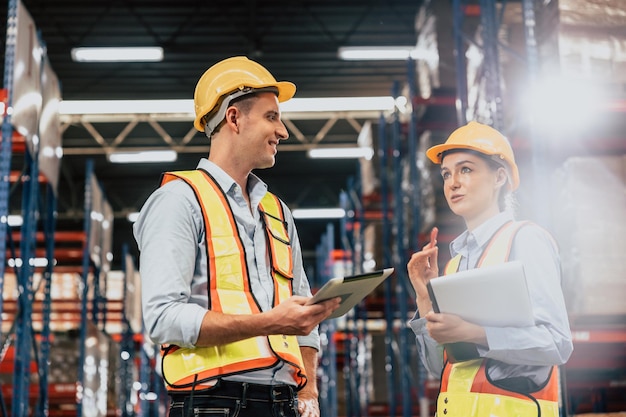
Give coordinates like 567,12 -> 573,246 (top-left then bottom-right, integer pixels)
168,380 -> 299,417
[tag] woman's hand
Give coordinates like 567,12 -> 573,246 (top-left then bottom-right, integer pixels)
407,227 -> 440,309
424,311 -> 487,345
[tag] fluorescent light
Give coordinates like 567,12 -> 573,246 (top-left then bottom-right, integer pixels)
338,46 -> 437,61
307,147 -> 374,160
71,47 -> 164,62
280,96 -> 395,113
59,99 -> 192,115
108,150 -> 177,163
339,46 -> 413,60
7,214 -> 23,227
292,208 -> 346,219
59,96 -> 395,116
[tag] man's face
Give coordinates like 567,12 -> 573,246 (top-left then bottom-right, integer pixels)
235,92 -> 289,170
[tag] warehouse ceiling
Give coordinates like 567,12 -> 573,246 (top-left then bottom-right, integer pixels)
1,0 -> 461,271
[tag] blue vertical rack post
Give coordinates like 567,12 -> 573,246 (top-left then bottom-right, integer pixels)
11,27 -> 53,417
478,0 -> 504,129
119,243 -> 135,417
37,184 -> 56,417
378,113 -> 398,416
12,146 -> 39,417
452,0 -> 469,126
339,177 -> 370,417
77,159 -> 95,417
452,0 -> 505,127
316,223 -> 338,417
0,0 -> 19,356
520,0 -> 550,228
405,58 -> 429,411
391,81 -> 413,417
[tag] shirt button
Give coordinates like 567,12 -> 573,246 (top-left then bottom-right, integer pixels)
444,397 -> 448,404
443,409 -> 447,414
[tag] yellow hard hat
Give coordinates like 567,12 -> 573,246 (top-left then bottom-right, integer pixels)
426,121 -> 520,190
193,56 -> 296,133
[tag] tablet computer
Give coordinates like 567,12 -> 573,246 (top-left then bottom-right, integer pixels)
308,267 -> 394,319
426,261 -> 534,327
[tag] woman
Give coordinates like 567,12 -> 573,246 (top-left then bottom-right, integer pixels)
407,121 -> 573,417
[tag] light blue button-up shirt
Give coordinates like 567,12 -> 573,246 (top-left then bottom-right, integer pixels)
409,211 -> 573,385
133,158 -> 319,386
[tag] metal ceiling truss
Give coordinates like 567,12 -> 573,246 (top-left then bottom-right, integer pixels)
60,110 -> 385,156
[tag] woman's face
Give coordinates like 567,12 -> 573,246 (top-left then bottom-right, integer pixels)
440,151 -> 505,229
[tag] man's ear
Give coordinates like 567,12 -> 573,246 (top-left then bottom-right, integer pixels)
224,106 -> 239,133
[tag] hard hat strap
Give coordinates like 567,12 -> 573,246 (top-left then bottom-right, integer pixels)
204,86 -> 279,138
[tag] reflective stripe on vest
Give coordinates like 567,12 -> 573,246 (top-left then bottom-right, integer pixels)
439,220 -> 560,417
158,169 -> 306,391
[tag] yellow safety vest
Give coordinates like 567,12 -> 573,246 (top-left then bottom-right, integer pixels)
158,169 -> 307,391
438,221 -> 560,417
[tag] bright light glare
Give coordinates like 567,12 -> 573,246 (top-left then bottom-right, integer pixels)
108,150 -> 177,163
307,147 -> 375,160
127,212 -> 140,223
523,77 -> 606,134
8,215 -> 23,227
8,257 -> 50,268
71,47 -> 164,62
292,208 -> 346,219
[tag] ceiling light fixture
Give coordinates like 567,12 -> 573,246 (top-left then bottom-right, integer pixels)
71,47 -> 164,63
280,96 -> 395,113
338,46 -> 436,61
107,150 -> 177,164
59,99 -> 192,115
292,208 -> 346,220
307,147 -> 375,160
338,46 -> 414,60
59,96 -> 396,116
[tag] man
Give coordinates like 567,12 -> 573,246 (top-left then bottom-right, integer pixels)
133,56 -> 340,417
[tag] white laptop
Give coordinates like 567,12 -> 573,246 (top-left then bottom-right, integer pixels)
426,261 -> 534,327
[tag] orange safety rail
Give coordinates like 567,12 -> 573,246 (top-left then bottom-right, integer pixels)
9,131 -> 27,154
463,4 -> 481,17
0,345 -> 38,374
10,230 -> 87,244
9,169 -> 49,183
6,248 -> 85,263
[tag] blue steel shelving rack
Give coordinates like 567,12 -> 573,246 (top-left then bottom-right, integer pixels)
1,0 -> 59,414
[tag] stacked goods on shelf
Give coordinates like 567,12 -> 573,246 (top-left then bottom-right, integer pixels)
552,155 -> 626,414
553,156 -> 626,318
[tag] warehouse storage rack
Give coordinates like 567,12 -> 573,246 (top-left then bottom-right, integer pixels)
315,1 -> 626,416
0,0 -> 63,415
1,2 -> 144,415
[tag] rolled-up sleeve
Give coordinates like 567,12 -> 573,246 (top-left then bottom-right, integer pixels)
408,311 -> 444,377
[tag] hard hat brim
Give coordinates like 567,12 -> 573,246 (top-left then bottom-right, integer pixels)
194,81 -> 296,132
426,142 -> 520,190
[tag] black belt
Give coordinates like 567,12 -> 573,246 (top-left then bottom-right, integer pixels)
170,380 -> 296,403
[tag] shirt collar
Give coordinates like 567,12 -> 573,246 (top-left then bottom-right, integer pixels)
196,158 -> 268,205
449,210 -> 515,257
